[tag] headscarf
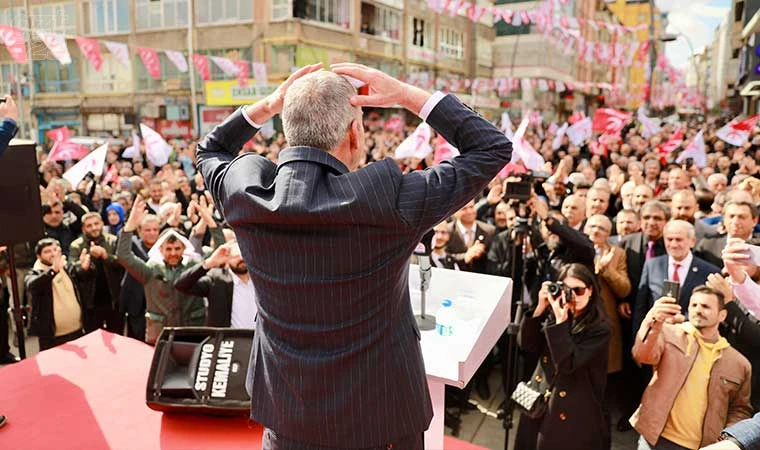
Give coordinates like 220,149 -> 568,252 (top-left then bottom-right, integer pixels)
147,228 -> 201,266
106,203 -> 125,235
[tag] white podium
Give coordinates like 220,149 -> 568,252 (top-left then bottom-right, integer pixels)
408,265 -> 512,450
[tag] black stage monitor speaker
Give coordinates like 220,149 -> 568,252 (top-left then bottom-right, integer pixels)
146,327 -> 254,415
0,139 -> 45,245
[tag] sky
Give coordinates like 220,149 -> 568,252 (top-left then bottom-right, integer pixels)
657,0 -> 733,69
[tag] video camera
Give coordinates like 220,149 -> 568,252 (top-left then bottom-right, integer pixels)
503,171 -> 552,202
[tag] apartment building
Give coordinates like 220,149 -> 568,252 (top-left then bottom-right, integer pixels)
0,0 -> 496,142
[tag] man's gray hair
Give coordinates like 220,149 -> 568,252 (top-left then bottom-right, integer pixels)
641,200 -> 671,220
664,219 -> 696,239
281,71 -> 358,152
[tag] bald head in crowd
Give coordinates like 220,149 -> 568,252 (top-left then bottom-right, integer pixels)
586,187 -> 611,217
668,168 -> 691,191
620,181 -> 636,210
671,189 -> 698,222
632,184 -> 654,212
707,173 -> 728,193
562,195 -> 586,229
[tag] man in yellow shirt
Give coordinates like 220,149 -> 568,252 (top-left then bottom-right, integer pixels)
25,238 -> 86,350
631,286 -> 752,450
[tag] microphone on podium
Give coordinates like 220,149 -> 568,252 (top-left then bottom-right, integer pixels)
414,229 -> 436,331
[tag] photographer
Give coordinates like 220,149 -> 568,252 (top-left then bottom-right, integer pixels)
514,263 -> 611,450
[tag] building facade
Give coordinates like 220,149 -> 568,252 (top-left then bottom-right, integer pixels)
0,0 -> 498,143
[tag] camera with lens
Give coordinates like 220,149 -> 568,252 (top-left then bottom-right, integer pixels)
547,281 -> 574,306
503,171 -> 552,202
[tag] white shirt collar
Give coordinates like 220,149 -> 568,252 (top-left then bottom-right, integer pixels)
668,251 -> 693,270
229,269 -> 252,286
456,221 -> 477,237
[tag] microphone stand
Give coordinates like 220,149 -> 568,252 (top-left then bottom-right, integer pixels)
414,230 -> 436,331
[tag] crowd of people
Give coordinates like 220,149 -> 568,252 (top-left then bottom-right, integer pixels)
1,71 -> 760,449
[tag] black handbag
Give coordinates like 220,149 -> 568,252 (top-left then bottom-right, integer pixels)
510,367 -> 554,419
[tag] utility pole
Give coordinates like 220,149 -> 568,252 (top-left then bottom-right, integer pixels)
187,0 -> 198,138
645,0 -> 656,113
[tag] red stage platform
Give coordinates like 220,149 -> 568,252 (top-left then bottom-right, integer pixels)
0,330 -> 488,450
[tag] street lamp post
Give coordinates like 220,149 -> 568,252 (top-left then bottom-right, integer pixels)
660,33 -> 707,115
646,0 -> 657,113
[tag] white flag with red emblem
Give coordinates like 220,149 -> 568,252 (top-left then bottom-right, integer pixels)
716,115 -> 760,147
509,117 -> 545,171
122,130 -> 141,159
36,32 -> 71,65
658,128 -> 684,157
592,108 -> 631,135
676,130 -> 707,168
62,143 -> 108,188
140,123 -> 173,167
394,123 -> 433,159
567,117 -> 592,146
637,106 -> 661,139
164,50 -> 188,72
210,56 -> 240,76
104,41 -> 130,69
433,135 -> 460,165
552,122 -> 568,150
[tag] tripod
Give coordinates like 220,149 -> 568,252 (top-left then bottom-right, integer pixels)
501,211 -> 531,450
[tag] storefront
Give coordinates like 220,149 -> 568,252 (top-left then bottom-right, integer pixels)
201,80 -> 279,135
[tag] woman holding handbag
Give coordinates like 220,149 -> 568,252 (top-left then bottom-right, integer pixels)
513,263 -> 612,450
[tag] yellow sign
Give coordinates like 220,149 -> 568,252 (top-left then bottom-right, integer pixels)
296,46 -> 329,67
204,80 -> 277,106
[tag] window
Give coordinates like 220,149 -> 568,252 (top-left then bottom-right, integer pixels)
0,7 -> 26,28
271,45 -> 296,73
440,27 -> 464,60
34,58 -> 80,93
84,52 -> 132,93
89,0 -> 130,35
196,0 -> 252,25
411,17 -> 432,48
360,2 -> 400,40
30,3 -> 77,34
293,0 -> 350,29
272,0 -> 291,20
136,0 -> 189,29
495,21 -> 530,36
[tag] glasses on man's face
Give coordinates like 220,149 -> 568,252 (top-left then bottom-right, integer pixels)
588,224 -> 610,233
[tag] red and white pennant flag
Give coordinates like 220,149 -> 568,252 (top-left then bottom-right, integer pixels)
716,115 -> 760,147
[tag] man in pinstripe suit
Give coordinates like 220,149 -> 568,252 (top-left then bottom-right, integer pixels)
196,63 -> 512,450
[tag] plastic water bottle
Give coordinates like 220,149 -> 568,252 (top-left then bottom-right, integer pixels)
436,299 -> 455,337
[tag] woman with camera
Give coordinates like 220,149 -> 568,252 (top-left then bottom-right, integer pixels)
514,263 -> 612,450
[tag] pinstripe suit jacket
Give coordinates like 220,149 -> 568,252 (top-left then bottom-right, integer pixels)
196,94 -> 512,447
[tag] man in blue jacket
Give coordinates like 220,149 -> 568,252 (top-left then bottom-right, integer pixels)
196,63 -> 512,449
0,95 -> 18,159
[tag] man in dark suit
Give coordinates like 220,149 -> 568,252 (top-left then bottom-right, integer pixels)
695,200 -> 760,269
633,220 -> 721,334
446,200 -> 495,273
174,242 -> 256,328
617,200 -> 669,431
196,64 -> 512,449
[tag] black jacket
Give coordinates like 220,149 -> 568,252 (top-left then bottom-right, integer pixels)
119,235 -> 149,318
525,217 -> 595,303
516,312 -> 611,450
69,233 -> 124,310
25,263 -> 88,340
174,264 -> 235,327
722,301 -> 760,411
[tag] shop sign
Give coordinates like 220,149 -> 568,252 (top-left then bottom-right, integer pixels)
199,106 -> 235,135
156,119 -> 192,138
204,80 -> 277,106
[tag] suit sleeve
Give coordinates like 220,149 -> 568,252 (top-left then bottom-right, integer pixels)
599,250 -> 632,300
395,95 -> 512,232
633,262 -> 652,337
116,230 -> 153,284
0,118 -> 17,158
724,412 -> 760,449
195,108 -> 259,210
174,264 -> 214,297
546,218 -> 595,267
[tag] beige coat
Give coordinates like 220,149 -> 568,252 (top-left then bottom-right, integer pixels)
596,244 -> 631,373
631,323 -> 753,448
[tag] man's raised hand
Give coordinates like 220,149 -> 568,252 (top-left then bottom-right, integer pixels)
125,196 -> 148,232
330,63 -> 430,115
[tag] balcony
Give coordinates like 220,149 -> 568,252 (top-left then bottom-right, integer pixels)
36,79 -> 80,94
